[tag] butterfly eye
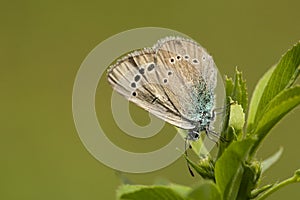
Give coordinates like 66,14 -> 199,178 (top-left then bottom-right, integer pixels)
193,132 -> 199,140
202,56 -> 206,61
132,91 -> 137,96
167,71 -> 172,76
184,55 -> 189,60
163,79 -> 168,83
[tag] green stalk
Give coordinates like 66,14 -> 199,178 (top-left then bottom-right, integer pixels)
256,170 -> 300,200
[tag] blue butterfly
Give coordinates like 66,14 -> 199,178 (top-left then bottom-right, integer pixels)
107,36 -> 220,141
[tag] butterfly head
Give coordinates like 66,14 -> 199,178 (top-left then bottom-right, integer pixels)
187,129 -> 200,141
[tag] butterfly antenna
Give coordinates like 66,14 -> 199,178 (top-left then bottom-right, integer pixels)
205,131 -> 220,146
185,137 -> 194,177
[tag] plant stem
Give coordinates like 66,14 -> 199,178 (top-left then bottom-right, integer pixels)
256,171 -> 300,200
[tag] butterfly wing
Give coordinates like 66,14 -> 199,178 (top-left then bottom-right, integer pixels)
153,36 -> 217,122
107,48 -> 195,129
108,36 -> 218,130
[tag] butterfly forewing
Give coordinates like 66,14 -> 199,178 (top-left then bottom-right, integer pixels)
107,36 -> 218,131
107,48 -> 195,129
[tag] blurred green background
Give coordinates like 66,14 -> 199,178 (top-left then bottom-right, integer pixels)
1,0 -> 299,199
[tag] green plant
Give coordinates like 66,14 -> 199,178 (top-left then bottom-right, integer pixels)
116,41 -> 300,200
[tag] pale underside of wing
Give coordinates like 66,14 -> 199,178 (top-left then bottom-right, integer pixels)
154,50 -> 214,122
107,48 -> 196,130
153,36 -> 217,90
107,36 -> 218,130
153,36 -> 217,121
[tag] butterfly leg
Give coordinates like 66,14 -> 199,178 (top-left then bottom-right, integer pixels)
211,107 -> 225,121
211,101 -> 237,121
205,126 -> 228,143
204,128 -> 220,145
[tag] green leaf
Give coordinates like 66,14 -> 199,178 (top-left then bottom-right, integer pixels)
225,75 -> 234,101
250,86 -> 300,156
215,138 -> 255,200
236,161 -> 261,200
187,181 -> 222,200
229,103 -> 245,133
222,75 -> 239,136
217,82 -> 234,158
253,42 -> 300,130
167,184 -> 192,197
117,184 -> 191,200
261,147 -> 283,174
247,67 -> 275,132
185,155 -> 215,180
218,69 -> 248,158
230,68 -> 248,112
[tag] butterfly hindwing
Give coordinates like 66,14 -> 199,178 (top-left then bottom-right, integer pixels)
154,36 -> 217,90
153,36 -> 217,122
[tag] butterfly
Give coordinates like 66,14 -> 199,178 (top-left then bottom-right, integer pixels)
107,36 -> 220,141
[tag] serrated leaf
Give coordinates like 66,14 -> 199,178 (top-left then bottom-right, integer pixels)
229,68 -> 248,112
253,42 -> 300,128
261,147 -> 283,174
117,184 -> 190,200
218,69 -> 248,158
225,75 -> 234,99
235,69 -> 248,112
250,86 -> 300,156
215,138 -> 255,200
247,67 -> 275,132
187,181 -> 222,200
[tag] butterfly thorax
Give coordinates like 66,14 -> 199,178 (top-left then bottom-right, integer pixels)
187,112 -> 212,141
187,81 -> 214,122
